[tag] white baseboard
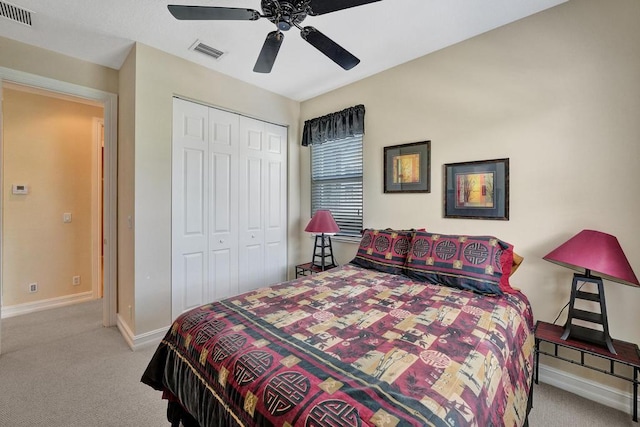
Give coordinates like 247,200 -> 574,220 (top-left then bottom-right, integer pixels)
1,291 -> 94,319
538,362 -> 638,416
116,314 -> 168,351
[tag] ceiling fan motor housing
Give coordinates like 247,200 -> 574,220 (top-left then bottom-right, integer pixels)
261,0 -> 309,31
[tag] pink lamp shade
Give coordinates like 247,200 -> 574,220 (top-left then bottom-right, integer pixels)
305,210 -> 340,234
543,229 -> 639,287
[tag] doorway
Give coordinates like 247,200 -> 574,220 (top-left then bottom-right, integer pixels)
0,67 -> 118,354
2,82 -> 103,317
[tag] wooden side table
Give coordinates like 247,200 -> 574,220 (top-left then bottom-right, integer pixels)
534,320 -> 640,422
295,262 -> 337,278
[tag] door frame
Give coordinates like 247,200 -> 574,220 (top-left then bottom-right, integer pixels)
0,66 -> 118,329
92,117 -> 104,300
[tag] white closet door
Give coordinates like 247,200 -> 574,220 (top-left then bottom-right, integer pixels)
238,116 -> 266,293
263,123 -> 288,286
173,99 -> 288,320
172,98 -> 209,319
208,108 -> 240,301
238,117 -> 288,292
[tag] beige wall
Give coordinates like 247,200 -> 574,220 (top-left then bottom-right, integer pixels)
127,43 -> 301,335
0,36 -> 118,94
117,45 -> 137,329
2,87 -> 102,305
300,0 -> 640,391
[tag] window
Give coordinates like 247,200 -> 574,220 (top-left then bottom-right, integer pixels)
311,136 -> 363,237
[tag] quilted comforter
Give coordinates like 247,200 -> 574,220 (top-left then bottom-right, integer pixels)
142,264 -> 534,427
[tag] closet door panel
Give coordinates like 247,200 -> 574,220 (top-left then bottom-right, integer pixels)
209,249 -> 234,301
183,253 -> 206,310
264,123 -> 288,284
208,108 -> 239,300
239,117 -> 265,290
172,98 -> 209,319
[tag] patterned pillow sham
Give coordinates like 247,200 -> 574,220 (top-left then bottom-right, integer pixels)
350,229 -> 413,275
404,231 -> 514,294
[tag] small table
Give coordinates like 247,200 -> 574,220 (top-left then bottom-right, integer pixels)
534,321 -> 640,422
295,262 -> 336,278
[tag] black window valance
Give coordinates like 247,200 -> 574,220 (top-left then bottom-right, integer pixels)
301,104 -> 365,146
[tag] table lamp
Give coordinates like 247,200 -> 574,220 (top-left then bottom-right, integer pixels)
543,229 -> 639,354
305,210 -> 339,270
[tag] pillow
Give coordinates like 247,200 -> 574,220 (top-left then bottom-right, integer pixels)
498,242 -> 516,293
404,231 -> 514,295
350,229 -> 413,275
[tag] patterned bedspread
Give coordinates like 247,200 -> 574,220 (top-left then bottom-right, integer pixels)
142,264 -> 534,427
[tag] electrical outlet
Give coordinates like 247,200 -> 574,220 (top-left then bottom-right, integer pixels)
29,282 -> 38,293
63,213 -> 72,223
72,275 -> 81,286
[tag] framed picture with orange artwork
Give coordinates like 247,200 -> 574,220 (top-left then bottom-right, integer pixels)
444,158 -> 509,220
383,141 -> 431,193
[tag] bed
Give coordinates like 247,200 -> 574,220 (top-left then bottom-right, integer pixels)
142,229 -> 534,427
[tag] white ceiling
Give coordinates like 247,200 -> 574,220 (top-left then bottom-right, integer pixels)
0,0 -> 567,101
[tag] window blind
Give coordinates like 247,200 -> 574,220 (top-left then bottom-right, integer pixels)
311,136 -> 363,237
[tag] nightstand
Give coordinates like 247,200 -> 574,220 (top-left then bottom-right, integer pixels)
534,320 -> 640,422
295,262 -> 337,278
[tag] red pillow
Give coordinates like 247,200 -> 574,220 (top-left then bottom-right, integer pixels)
498,242 -> 516,293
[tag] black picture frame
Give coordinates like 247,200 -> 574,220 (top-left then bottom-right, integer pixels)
384,141 -> 431,193
444,158 -> 509,220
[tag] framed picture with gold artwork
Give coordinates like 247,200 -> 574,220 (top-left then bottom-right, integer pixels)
444,158 -> 509,220
384,141 -> 431,193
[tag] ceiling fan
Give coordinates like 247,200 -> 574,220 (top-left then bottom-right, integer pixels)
167,0 -> 382,73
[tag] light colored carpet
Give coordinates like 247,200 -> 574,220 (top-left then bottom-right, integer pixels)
0,300 -> 167,427
0,300 -> 636,426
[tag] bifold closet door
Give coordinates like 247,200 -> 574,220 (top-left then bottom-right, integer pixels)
208,107 -> 240,302
172,98 -> 287,320
238,117 -> 287,293
172,98 -> 209,319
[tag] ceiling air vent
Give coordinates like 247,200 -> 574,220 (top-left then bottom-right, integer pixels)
190,40 -> 225,60
0,1 -> 33,26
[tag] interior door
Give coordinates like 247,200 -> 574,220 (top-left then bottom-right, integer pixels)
238,116 -> 265,293
171,98 -> 209,320
263,123 -> 288,285
208,107 -> 239,301
238,117 -> 287,292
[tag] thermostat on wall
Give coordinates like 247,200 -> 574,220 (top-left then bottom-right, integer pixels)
12,184 -> 29,195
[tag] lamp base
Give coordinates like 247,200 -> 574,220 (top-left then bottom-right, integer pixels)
310,234 -> 337,271
561,273 -> 616,354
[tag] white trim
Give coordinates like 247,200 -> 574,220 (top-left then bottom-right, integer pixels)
1,292 -> 94,319
537,362 -> 639,416
2,81 -> 103,108
91,117 -> 104,300
0,66 -> 118,329
116,314 -> 168,351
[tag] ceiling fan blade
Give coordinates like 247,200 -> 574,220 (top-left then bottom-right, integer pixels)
308,0 -> 382,16
167,5 -> 260,21
254,31 -> 284,73
300,27 -> 360,70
